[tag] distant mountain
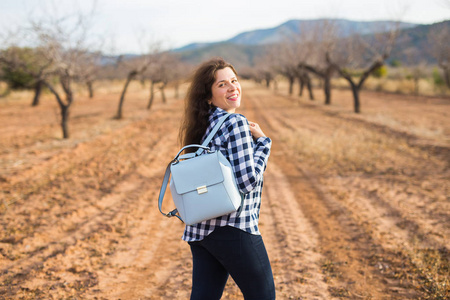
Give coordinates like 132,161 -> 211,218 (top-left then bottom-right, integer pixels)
175,42 -> 214,52
175,19 -> 417,51
175,42 -> 268,68
226,19 -> 417,45
390,20 -> 450,64
173,18 -> 449,69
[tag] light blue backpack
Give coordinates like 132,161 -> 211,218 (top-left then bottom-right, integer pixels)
158,114 -> 244,225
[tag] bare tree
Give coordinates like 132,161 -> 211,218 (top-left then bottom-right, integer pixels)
428,21 -> 450,89
171,61 -> 191,99
78,51 -> 102,98
267,41 -> 296,96
115,39 -> 161,119
297,66 -> 314,100
272,24 -> 317,100
328,23 -> 400,113
252,51 -> 278,89
299,20 -> 339,104
32,9 -> 99,138
115,56 -> 152,119
0,2 -> 99,138
403,47 -> 428,95
145,52 -> 182,110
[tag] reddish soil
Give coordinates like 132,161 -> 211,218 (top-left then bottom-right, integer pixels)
0,81 -> 449,299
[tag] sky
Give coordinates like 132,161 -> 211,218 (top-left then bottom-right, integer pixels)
0,0 -> 449,54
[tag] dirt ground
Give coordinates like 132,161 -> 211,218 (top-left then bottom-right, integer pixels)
0,81 -> 449,299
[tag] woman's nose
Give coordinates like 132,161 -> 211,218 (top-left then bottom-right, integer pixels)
228,82 -> 236,90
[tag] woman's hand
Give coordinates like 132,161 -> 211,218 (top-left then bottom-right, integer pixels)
249,121 -> 266,140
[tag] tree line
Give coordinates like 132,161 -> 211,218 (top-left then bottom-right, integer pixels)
0,7 -> 449,139
0,7 -> 191,139
241,19 -> 450,113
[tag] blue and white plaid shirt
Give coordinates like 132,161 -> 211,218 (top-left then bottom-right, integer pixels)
182,107 -> 272,242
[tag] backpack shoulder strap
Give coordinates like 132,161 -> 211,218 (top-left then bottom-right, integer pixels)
195,113 -> 232,156
158,160 -> 183,222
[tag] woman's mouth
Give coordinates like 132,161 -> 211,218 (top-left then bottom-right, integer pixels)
227,94 -> 239,101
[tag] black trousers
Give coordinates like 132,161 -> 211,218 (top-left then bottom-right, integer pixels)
188,226 -> 276,300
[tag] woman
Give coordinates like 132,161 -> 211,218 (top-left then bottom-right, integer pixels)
179,58 -> 275,300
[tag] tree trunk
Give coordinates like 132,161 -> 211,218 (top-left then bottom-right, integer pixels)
44,80 -> 72,139
116,71 -> 137,119
140,78 -> 146,88
147,80 -> 155,110
336,67 -> 360,112
60,82 -> 73,139
288,76 -> 294,95
298,78 -> 304,97
160,83 -> 167,104
324,76 -> 331,105
302,63 -> 334,104
307,80 -> 314,101
32,80 -> 43,106
61,104 -> 70,139
334,60 -> 383,113
350,83 -> 361,113
265,73 -> 271,88
87,81 -> 94,98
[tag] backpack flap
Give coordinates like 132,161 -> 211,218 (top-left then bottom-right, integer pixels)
170,151 -> 225,195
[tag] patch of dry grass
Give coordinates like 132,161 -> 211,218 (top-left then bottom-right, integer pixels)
331,77 -> 450,97
406,247 -> 449,300
283,118 -> 418,175
364,113 -> 445,140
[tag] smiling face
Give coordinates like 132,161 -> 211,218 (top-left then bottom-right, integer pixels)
210,67 -> 241,113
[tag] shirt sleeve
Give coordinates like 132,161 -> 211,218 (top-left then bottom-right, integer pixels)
226,114 -> 272,194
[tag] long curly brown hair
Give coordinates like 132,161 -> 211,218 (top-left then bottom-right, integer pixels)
179,58 -> 237,151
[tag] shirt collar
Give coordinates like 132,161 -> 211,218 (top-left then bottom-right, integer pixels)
211,106 -> 230,118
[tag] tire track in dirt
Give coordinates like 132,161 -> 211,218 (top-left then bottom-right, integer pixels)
273,155 -> 411,298
271,106 -> 449,251
261,163 -> 332,299
91,125 -> 194,299
242,88 -> 420,298
97,209 -> 192,299
1,122 -> 162,256
0,126 -> 148,246
0,103 -> 186,297
273,95 -> 450,251
2,165 -> 155,294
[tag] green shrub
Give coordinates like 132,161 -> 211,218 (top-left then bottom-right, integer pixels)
389,59 -> 402,67
0,47 -> 41,90
372,65 -> 388,78
432,68 -> 444,86
1,67 -> 35,89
